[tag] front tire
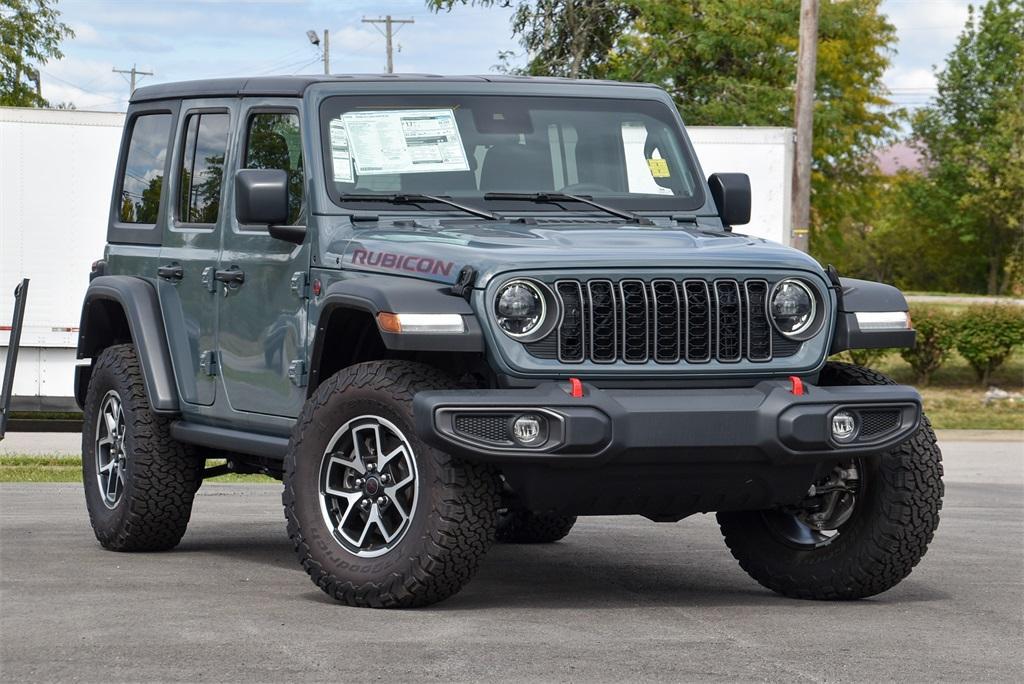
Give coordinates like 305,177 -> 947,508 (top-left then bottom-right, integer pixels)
81,344 -> 201,551
283,361 -> 501,608
717,362 -> 944,600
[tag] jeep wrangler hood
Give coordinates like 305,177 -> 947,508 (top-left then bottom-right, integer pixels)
329,220 -> 823,287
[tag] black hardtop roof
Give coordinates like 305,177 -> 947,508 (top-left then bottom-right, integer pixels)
129,74 -> 659,104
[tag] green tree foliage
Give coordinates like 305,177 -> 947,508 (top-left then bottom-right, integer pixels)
954,304 -> 1024,386
911,0 -> 1024,295
427,0 -> 635,78
0,0 -> 74,107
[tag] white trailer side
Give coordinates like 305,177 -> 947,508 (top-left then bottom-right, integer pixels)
1,107 -> 125,410
688,126 -> 794,246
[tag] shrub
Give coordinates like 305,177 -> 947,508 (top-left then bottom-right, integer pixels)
900,306 -> 958,386
954,304 -> 1024,386
837,347 -> 890,368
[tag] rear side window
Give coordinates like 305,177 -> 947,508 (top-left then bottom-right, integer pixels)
118,113 -> 172,224
244,112 -> 303,225
178,112 -> 230,224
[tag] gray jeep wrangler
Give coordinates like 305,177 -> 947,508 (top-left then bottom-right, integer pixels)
75,75 -> 942,608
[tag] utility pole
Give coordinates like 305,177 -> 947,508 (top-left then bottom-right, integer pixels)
112,64 -> 153,95
362,15 -> 415,73
791,0 -> 818,253
323,29 -> 330,75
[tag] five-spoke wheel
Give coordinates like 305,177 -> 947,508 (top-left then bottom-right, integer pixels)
319,415 -> 418,557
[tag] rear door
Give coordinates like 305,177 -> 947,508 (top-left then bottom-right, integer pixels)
216,102 -> 310,417
158,101 -> 233,406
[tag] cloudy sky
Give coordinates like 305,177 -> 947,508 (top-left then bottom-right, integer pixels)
39,0 -> 971,117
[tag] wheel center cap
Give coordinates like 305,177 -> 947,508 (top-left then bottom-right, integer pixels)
364,476 -> 381,496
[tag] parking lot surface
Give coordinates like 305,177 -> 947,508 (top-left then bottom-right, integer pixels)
1,439 -> 1021,682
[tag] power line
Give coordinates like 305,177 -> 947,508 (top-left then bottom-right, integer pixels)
362,15 -> 415,73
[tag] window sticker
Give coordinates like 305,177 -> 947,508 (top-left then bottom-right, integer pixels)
342,108 -> 470,176
329,118 -> 353,183
647,158 -> 670,178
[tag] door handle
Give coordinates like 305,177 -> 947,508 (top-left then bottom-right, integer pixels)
214,266 -> 245,285
157,264 -> 184,281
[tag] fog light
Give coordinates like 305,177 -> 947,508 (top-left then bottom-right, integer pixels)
512,414 -> 546,446
832,410 -> 857,443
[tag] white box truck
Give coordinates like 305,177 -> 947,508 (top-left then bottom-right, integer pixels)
0,107 -> 793,412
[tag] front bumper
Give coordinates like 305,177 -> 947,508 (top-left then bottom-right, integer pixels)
413,379 -> 921,466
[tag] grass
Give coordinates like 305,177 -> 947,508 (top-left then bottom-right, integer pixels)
0,457 -> 278,484
838,348 -> 1024,430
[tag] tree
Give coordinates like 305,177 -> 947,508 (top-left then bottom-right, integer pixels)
0,0 -> 74,107
427,0 -> 635,78
912,0 -> 1024,295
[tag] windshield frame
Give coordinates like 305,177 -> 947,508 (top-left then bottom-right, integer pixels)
317,92 -> 707,215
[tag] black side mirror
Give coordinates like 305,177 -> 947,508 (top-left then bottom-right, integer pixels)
707,173 -> 751,227
235,169 -> 306,244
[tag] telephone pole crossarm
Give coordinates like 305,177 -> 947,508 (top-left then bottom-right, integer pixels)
362,15 -> 415,74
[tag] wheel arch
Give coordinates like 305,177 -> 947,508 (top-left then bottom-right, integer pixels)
308,276 -> 485,395
76,276 -> 179,413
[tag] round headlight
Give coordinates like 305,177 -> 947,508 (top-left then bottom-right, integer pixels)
770,279 -> 817,337
495,280 -> 546,337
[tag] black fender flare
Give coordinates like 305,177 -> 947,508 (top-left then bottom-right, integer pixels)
830,277 -> 916,353
76,276 -> 179,413
313,275 -> 484,352
309,276 -> 485,388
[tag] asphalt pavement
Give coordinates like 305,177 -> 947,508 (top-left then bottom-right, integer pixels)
1,438 -> 1021,682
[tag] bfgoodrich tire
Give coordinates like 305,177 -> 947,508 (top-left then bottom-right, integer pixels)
81,344 -> 201,551
283,360 -> 501,608
717,362 -> 944,600
497,510 -> 577,543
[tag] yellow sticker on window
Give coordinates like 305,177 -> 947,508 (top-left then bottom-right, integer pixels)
647,158 -> 670,178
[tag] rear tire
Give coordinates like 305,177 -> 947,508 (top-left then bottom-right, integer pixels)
497,510 -> 576,543
81,344 -> 201,551
283,361 -> 501,608
717,362 -> 944,600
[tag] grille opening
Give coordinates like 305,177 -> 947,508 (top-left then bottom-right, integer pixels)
857,409 -> 901,439
529,277 -> 782,365
452,414 -> 514,445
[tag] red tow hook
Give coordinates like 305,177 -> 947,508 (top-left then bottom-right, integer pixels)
569,377 -> 584,398
789,375 -> 805,396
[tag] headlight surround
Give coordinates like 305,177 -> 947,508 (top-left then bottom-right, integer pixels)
494,279 -> 549,338
769,278 -> 820,339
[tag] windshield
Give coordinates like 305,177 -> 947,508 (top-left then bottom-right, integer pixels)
319,94 -> 705,213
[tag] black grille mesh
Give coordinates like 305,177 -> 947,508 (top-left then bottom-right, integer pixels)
542,278 -> 778,365
453,414 -> 512,444
858,409 -> 901,438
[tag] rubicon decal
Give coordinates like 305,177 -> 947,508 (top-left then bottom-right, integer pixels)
351,248 -> 455,277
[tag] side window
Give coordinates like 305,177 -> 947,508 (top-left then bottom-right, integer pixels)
118,113 -> 172,224
178,112 -> 230,224
245,112 -> 303,225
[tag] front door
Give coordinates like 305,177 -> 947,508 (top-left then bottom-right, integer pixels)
158,102 -> 233,406
217,103 -> 310,417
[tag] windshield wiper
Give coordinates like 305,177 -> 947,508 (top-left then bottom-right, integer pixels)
483,192 -> 650,224
338,193 -> 499,221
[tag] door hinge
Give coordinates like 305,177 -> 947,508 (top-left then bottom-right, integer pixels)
201,266 -> 217,293
287,360 -> 308,387
290,271 -> 310,299
199,350 -> 218,376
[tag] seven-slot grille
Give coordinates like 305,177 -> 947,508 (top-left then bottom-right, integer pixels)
548,278 -> 776,364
